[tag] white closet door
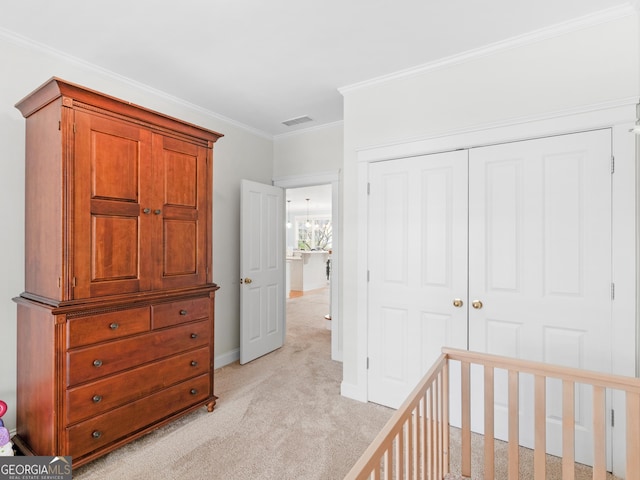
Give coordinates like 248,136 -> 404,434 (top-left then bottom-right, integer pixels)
367,150 -> 468,408
467,129 -> 613,465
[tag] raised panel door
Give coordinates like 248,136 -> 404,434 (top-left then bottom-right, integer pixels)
153,134 -> 209,290
73,111 -> 153,299
367,151 -> 469,408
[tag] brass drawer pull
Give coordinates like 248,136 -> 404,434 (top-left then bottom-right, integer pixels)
190,333 -> 198,339
92,395 -> 103,403
180,310 -> 188,316
92,430 -> 102,439
190,361 -> 198,367
109,322 -> 119,330
190,389 -> 198,395
93,359 -> 103,368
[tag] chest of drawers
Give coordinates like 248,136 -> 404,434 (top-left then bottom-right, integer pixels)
14,290 -> 217,467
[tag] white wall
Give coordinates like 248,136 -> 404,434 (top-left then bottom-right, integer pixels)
273,122 -> 343,178
340,12 -> 640,395
0,33 -> 273,431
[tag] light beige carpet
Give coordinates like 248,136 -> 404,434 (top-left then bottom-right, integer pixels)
73,288 -> 394,480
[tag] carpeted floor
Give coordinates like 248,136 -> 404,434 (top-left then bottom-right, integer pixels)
73,287 -> 394,479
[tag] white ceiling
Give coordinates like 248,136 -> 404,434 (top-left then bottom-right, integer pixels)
0,0 -> 632,136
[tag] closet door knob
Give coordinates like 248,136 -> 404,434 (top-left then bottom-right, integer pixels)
472,300 -> 483,309
453,299 -> 463,308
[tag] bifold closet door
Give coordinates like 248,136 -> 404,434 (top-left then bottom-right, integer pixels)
467,129 -> 613,466
367,150 -> 469,409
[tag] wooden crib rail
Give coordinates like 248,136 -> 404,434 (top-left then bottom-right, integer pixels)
442,348 -> 640,480
344,354 -> 450,480
345,348 -> 640,480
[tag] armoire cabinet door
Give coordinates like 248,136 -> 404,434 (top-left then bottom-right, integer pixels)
72,111 -> 154,299
152,134 -> 209,290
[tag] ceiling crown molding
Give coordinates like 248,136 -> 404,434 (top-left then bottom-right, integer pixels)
339,3 -> 638,95
0,27 -> 273,140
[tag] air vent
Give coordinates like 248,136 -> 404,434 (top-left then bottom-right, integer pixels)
282,115 -> 313,127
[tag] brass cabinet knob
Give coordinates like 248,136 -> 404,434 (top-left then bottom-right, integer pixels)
179,309 -> 188,316
244,278 -> 252,284
92,395 -> 103,403
109,322 -> 119,330
92,430 -> 102,439
453,298 -> 463,308
472,300 -> 483,309
143,208 -> 151,214
93,359 -> 103,368
154,209 -> 162,215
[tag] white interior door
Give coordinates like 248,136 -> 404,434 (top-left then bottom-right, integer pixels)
240,180 -> 285,364
367,150 -> 469,408
467,129 -> 613,466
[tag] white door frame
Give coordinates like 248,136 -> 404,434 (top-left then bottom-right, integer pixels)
352,99 -> 638,476
273,170 -> 343,362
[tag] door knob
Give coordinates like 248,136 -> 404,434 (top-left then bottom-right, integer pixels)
243,278 -> 252,284
452,298 -> 463,308
472,300 -> 483,309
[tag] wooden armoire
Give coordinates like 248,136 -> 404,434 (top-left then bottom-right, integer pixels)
13,78 -> 223,466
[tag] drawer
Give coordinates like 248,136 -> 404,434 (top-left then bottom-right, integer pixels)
67,320 -> 210,386
66,347 -> 210,424
67,373 -> 210,459
152,297 -> 210,329
67,307 -> 150,348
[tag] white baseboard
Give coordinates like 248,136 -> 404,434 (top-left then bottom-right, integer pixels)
214,348 -> 239,369
340,381 -> 367,403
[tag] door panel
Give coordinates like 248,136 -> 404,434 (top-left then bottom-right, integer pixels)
240,180 -> 285,364
73,111 -> 153,298
468,129 -> 612,466
154,134 -> 209,289
368,150 -> 469,408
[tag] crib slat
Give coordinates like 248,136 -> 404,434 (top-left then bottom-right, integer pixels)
429,385 -> 438,478
508,370 -> 519,479
534,375 -> 546,480
627,391 -> 640,479
484,365 -> 495,479
562,380 -> 575,480
461,361 -> 471,478
442,363 -> 450,477
592,386 -> 606,480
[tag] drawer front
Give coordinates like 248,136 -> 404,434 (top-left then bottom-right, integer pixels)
67,373 -> 210,459
67,307 -> 150,348
66,347 -> 210,424
152,297 -> 210,329
67,320 -> 210,386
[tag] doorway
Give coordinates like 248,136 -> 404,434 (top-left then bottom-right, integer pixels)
274,171 -> 342,362
285,185 -> 333,346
